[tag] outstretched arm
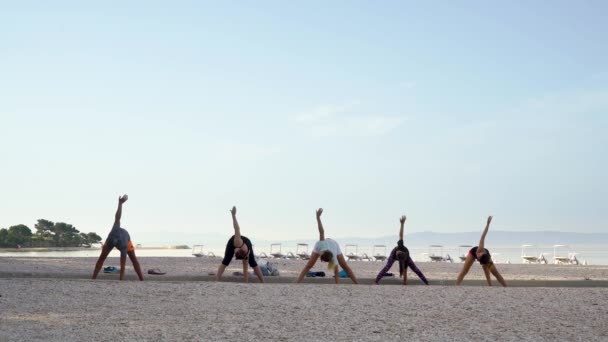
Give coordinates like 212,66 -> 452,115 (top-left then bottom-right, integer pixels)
231,206 -> 244,247
215,264 -> 227,281
477,216 -> 492,257
113,195 -> 128,226
243,259 -> 249,283
316,208 -> 325,241
253,266 -> 265,283
399,215 -> 406,240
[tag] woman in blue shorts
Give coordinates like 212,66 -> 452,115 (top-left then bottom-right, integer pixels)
92,195 -> 144,281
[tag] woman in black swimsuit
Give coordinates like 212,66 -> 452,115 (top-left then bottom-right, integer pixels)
456,216 -> 507,287
214,206 -> 265,283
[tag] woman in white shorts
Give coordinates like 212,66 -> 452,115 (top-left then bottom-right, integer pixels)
296,208 -> 359,284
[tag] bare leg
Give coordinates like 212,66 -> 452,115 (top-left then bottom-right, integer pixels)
337,254 -> 359,284
119,256 -> 127,280
253,266 -> 265,283
92,244 -> 112,279
482,264 -> 493,286
215,264 -> 227,282
296,253 -> 320,283
456,254 -> 475,285
333,265 -> 339,284
402,271 -> 408,285
243,260 -> 249,283
490,264 -> 507,287
127,251 -> 144,281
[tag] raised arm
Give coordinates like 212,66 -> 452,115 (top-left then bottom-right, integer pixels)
477,216 -> 492,254
231,206 -> 243,246
399,215 -> 406,240
316,208 -> 324,241
113,195 -> 128,226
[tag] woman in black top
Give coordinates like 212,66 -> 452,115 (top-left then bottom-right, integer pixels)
456,216 -> 507,287
214,206 -> 265,283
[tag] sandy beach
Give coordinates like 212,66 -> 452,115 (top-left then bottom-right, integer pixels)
3,255 -> 608,282
2,257 -> 608,341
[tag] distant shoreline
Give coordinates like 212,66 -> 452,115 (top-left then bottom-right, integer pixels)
0,245 -> 191,252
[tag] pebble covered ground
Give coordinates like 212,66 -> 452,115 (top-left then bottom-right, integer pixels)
1,278 -> 607,341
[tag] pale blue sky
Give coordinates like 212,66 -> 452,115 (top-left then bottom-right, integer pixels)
1,1 -> 607,244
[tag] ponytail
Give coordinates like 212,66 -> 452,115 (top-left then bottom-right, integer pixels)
397,246 -> 410,277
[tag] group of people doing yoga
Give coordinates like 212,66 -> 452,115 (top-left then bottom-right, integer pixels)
92,196 -> 507,287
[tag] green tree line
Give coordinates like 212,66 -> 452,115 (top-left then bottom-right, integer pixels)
0,219 -> 102,248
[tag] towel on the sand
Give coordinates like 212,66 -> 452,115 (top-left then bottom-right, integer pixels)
306,271 -> 326,278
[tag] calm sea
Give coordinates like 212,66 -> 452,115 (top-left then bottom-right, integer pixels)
1,244 -> 606,265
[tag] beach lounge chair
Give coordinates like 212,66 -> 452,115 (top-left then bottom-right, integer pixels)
296,243 -> 310,260
568,252 -> 580,265
270,244 -> 285,259
360,253 -> 373,261
372,245 -> 387,262
258,252 -> 269,259
521,245 -> 540,264
553,245 -> 580,265
491,253 -> 500,263
344,244 -> 361,261
428,245 -> 450,262
192,245 -> 205,258
286,251 -> 297,259
553,245 -> 571,264
444,254 -> 454,263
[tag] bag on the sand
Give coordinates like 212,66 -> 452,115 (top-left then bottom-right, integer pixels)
260,261 -> 279,276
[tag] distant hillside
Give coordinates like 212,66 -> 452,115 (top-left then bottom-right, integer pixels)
255,231 -> 608,248
139,230 -> 608,249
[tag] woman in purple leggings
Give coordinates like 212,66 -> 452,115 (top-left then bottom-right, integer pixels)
374,215 -> 429,285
